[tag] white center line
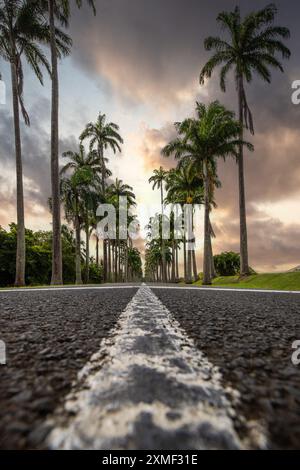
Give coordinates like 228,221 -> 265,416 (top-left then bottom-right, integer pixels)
46,286 -> 266,450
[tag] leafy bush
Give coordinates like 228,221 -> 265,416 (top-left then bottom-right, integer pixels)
213,251 -> 240,276
0,224 -> 85,286
82,262 -> 103,284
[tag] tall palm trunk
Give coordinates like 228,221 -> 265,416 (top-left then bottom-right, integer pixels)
49,0 -> 62,285
114,240 -> 118,282
192,210 -> 198,281
10,57 -> 25,287
103,239 -> 107,282
175,243 -> 179,280
107,239 -> 111,281
112,241 -> 115,279
238,75 -> 250,276
171,239 -> 175,282
100,146 -> 105,193
209,237 -> 216,278
192,246 -> 198,281
203,159 -> 212,285
186,204 -> 193,284
95,234 -> 99,265
183,236 -> 187,281
75,216 -> 82,284
100,145 -> 108,282
208,216 -> 216,278
118,239 -> 121,280
85,220 -> 89,283
181,204 -> 187,282
124,241 -> 128,282
160,186 -> 167,282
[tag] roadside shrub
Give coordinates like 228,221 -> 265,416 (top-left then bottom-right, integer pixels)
0,224 -> 78,286
213,251 -> 240,276
83,262 -> 103,284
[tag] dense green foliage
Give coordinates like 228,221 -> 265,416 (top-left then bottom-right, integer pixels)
213,252 -> 240,276
0,224 -> 102,286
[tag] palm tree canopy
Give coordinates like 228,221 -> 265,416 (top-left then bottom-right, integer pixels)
199,3 -> 290,134
0,0 -> 71,125
165,165 -> 204,206
80,112 -> 124,155
38,0 -> 96,28
107,178 -> 136,208
61,144 -> 103,177
148,166 -> 168,191
163,101 -> 254,164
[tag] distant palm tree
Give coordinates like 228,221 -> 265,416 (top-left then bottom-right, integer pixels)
200,4 -> 290,275
0,0 -> 69,286
41,0 -> 96,285
60,177 -> 83,284
107,178 -> 136,282
61,144 -> 101,176
149,167 -> 168,283
80,112 -> 123,193
165,165 -> 204,282
61,144 -> 101,283
163,101 -> 253,285
127,247 -> 142,282
80,112 -> 123,282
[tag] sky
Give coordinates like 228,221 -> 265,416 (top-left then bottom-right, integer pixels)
0,0 -> 300,272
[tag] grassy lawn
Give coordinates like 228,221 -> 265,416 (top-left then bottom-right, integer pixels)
193,272 -> 300,291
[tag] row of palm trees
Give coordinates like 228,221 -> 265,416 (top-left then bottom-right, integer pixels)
146,102 -> 251,284
146,3 -> 290,285
59,112 -> 142,284
0,0 -> 96,286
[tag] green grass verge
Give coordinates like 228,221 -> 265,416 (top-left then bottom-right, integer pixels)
193,272 -> 300,291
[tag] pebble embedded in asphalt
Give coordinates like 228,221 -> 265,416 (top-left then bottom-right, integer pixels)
0,288 -> 138,450
152,288 -> 300,449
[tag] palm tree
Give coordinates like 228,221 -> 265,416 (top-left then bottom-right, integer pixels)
80,112 -> 123,192
60,177 -> 83,284
61,143 -> 102,176
107,178 -> 136,282
163,101 -> 253,285
149,167 -> 168,282
0,0 -> 69,286
165,165 -> 204,282
80,112 -> 123,282
199,4 -> 290,275
127,247 -> 142,282
41,0 -> 96,285
60,144 -> 102,283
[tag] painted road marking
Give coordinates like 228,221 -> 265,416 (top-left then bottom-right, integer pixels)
46,286 -> 265,450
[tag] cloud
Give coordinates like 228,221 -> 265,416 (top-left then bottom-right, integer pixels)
0,98 -> 78,228
69,0 -> 237,107
68,0 -> 299,111
211,211 -> 300,272
139,123 -> 177,173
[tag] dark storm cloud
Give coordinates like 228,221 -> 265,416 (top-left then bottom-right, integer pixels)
69,1 -> 299,107
0,98 -> 78,215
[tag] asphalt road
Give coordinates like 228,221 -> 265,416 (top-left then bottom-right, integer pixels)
153,287 -> 300,449
1,285 -> 300,450
0,287 -> 138,449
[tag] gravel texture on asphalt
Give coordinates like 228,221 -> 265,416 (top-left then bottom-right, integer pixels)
153,288 -> 300,449
0,288 -> 138,450
47,286 -> 244,450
